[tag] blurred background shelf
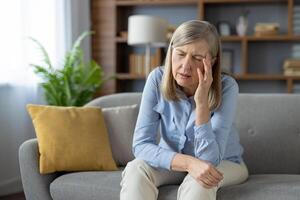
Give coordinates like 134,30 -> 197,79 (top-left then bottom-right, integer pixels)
91,0 -> 300,94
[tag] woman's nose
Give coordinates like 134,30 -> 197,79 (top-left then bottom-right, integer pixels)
182,56 -> 192,70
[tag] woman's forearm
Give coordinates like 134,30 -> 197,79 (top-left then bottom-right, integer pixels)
171,153 -> 194,172
195,104 -> 210,126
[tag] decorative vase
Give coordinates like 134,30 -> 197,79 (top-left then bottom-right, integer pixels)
236,16 -> 248,36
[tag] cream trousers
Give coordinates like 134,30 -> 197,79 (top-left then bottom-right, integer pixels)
120,158 -> 248,200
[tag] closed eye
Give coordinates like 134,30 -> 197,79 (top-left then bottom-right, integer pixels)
193,56 -> 205,62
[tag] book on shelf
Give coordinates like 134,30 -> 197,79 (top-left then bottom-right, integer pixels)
254,23 -> 279,36
283,58 -> 300,76
294,6 -> 300,35
294,5 -> 300,12
283,58 -> 300,69
284,69 -> 300,76
294,12 -> 300,19
293,26 -> 300,31
129,50 -> 161,76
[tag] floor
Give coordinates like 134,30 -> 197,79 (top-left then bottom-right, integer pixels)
0,193 -> 25,200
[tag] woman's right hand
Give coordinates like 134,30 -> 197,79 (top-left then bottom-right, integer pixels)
187,157 -> 223,189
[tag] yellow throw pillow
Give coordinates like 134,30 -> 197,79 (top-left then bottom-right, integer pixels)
26,104 -> 118,174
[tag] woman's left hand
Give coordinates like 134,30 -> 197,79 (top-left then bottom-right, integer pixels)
194,53 -> 213,106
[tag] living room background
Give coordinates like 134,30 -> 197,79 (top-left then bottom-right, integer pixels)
2,0 -> 300,198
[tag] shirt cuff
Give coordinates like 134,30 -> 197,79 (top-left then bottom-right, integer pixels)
194,120 -> 215,140
159,150 -> 177,170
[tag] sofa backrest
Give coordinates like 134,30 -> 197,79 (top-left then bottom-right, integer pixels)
86,93 -> 300,175
235,94 -> 300,175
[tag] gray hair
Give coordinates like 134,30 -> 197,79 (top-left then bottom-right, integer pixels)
171,20 -> 220,58
161,20 -> 222,110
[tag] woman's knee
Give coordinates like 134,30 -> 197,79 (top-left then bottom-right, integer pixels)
125,158 -> 149,172
122,159 -> 154,183
120,159 -> 158,200
178,175 -> 217,200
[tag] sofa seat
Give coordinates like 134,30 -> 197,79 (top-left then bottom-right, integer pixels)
50,170 -> 122,200
50,170 -> 300,200
49,169 -> 180,200
218,174 -> 300,200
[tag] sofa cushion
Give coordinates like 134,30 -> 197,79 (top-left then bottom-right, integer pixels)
27,104 -> 118,174
102,104 -> 138,166
50,172 -> 300,200
49,169 -> 178,200
217,174 -> 300,200
50,170 -> 122,200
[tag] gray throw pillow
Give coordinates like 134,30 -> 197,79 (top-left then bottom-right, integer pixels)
102,104 -> 138,166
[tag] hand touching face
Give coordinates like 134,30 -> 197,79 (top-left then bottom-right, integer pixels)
171,40 -> 215,97
193,53 -> 215,105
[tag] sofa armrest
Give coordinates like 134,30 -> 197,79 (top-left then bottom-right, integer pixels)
19,139 -> 58,200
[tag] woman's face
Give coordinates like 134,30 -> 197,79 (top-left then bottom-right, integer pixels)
171,40 -> 213,96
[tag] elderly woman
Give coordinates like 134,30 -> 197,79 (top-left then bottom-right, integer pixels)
120,20 -> 248,200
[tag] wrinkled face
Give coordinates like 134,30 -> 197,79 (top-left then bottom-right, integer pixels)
171,40 -> 212,95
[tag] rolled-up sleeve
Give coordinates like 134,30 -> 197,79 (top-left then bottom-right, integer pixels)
132,69 -> 176,170
193,77 -> 239,166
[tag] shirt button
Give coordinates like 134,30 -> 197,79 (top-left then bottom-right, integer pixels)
248,129 -> 255,136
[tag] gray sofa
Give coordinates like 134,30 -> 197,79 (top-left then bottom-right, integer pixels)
19,93 -> 300,200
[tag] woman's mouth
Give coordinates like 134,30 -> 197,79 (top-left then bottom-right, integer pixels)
178,73 -> 191,79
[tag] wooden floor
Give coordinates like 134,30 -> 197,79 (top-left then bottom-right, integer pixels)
0,192 -> 25,200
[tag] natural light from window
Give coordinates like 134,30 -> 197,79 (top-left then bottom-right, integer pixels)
0,0 -> 66,85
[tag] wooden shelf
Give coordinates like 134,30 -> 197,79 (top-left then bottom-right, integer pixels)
234,74 -> 300,80
203,0 -> 287,4
221,35 -> 300,42
115,35 -> 300,43
246,35 -> 300,41
116,0 -> 197,6
117,35 -> 300,43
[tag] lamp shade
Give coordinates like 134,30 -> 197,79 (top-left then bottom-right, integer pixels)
128,15 -> 167,47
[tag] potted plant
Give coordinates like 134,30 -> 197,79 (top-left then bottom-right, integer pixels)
30,31 -> 110,106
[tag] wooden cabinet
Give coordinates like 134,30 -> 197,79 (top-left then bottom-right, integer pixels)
91,0 -> 300,94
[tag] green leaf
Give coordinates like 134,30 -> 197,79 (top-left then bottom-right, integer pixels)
29,37 -> 53,69
30,30 -> 112,106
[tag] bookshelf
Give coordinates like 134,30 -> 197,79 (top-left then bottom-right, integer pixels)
91,0 -> 300,94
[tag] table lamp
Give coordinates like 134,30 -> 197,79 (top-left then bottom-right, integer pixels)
128,15 -> 167,76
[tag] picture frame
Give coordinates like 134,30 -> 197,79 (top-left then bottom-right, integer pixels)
221,49 -> 234,73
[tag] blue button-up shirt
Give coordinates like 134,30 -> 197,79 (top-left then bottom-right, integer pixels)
133,67 -> 244,170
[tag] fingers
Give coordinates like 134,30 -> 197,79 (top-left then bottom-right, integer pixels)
199,173 -> 220,189
199,178 -> 216,189
200,165 -> 223,187
205,171 -> 222,186
202,54 -> 213,81
197,67 -> 203,82
188,158 -> 223,189
205,173 -> 220,186
210,167 -> 223,181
